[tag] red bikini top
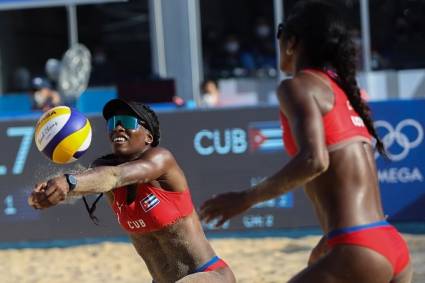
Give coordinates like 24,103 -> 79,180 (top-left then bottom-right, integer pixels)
280,69 -> 371,157
111,183 -> 194,233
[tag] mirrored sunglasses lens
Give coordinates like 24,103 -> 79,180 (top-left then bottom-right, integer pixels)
107,117 -> 116,131
107,116 -> 139,131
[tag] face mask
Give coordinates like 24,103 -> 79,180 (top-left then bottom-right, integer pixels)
225,41 -> 239,54
202,93 -> 217,106
256,25 -> 270,38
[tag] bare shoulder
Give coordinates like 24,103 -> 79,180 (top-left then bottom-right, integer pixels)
137,147 -> 178,169
142,146 -> 175,160
278,73 -> 329,104
277,77 -> 312,113
277,77 -> 298,94
278,74 -> 318,97
277,77 -> 304,101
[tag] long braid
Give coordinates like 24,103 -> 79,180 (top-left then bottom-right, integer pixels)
331,33 -> 386,156
281,0 -> 386,156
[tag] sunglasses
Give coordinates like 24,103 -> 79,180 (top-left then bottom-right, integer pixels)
107,115 -> 144,132
276,23 -> 285,39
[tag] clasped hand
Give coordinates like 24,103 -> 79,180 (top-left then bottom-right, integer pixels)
28,176 -> 70,209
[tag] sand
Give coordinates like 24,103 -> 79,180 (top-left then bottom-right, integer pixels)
0,234 -> 424,283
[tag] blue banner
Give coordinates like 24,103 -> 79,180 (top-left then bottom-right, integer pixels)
371,100 -> 425,221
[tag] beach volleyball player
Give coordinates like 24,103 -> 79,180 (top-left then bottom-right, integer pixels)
28,99 -> 235,283
201,1 -> 412,283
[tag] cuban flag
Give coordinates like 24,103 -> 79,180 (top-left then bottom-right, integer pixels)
140,193 -> 160,212
249,121 -> 284,153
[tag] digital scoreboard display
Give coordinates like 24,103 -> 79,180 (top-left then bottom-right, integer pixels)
0,125 -> 40,223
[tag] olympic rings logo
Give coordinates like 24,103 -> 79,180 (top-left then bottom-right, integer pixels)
374,119 -> 424,161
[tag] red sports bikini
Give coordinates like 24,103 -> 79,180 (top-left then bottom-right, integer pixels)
110,183 -> 228,275
280,69 -> 371,157
111,183 -> 194,233
280,69 -> 410,276
327,220 -> 410,277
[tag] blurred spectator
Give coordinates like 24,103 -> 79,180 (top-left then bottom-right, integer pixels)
202,28 -> 221,76
211,34 -> 255,78
370,1 -> 425,70
200,79 -> 221,107
45,58 -> 61,82
30,77 -> 61,111
371,50 -> 389,70
349,28 -> 389,70
250,18 -> 277,76
12,67 -> 31,91
203,20 -> 278,78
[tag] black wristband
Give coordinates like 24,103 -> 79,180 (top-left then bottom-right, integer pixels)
64,174 -> 77,192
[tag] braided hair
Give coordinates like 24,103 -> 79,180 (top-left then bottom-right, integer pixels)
279,0 -> 386,156
138,104 -> 161,147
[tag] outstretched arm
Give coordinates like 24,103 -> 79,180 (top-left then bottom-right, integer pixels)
28,147 -> 175,209
245,78 -> 329,203
70,149 -> 171,194
201,78 -> 329,225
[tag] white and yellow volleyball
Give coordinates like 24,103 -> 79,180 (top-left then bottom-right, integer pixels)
34,106 -> 92,164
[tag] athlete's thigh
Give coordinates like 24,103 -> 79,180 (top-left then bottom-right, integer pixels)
288,245 -> 393,283
391,263 -> 413,283
176,267 -> 236,283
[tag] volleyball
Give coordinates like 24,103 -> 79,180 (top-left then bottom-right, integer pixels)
34,106 -> 92,164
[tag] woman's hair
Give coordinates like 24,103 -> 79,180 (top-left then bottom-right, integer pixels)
200,78 -> 218,94
279,0 -> 386,156
140,104 -> 161,147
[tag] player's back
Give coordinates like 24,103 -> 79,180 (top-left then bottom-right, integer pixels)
304,140 -> 385,233
290,69 -> 386,233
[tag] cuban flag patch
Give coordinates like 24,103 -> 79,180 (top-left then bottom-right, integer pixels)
140,193 -> 160,212
249,121 -> 284,153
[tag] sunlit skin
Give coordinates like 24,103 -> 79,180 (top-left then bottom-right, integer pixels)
201,33 -> 412,283
28,108 -> 236,283
108,109 -> 153,161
